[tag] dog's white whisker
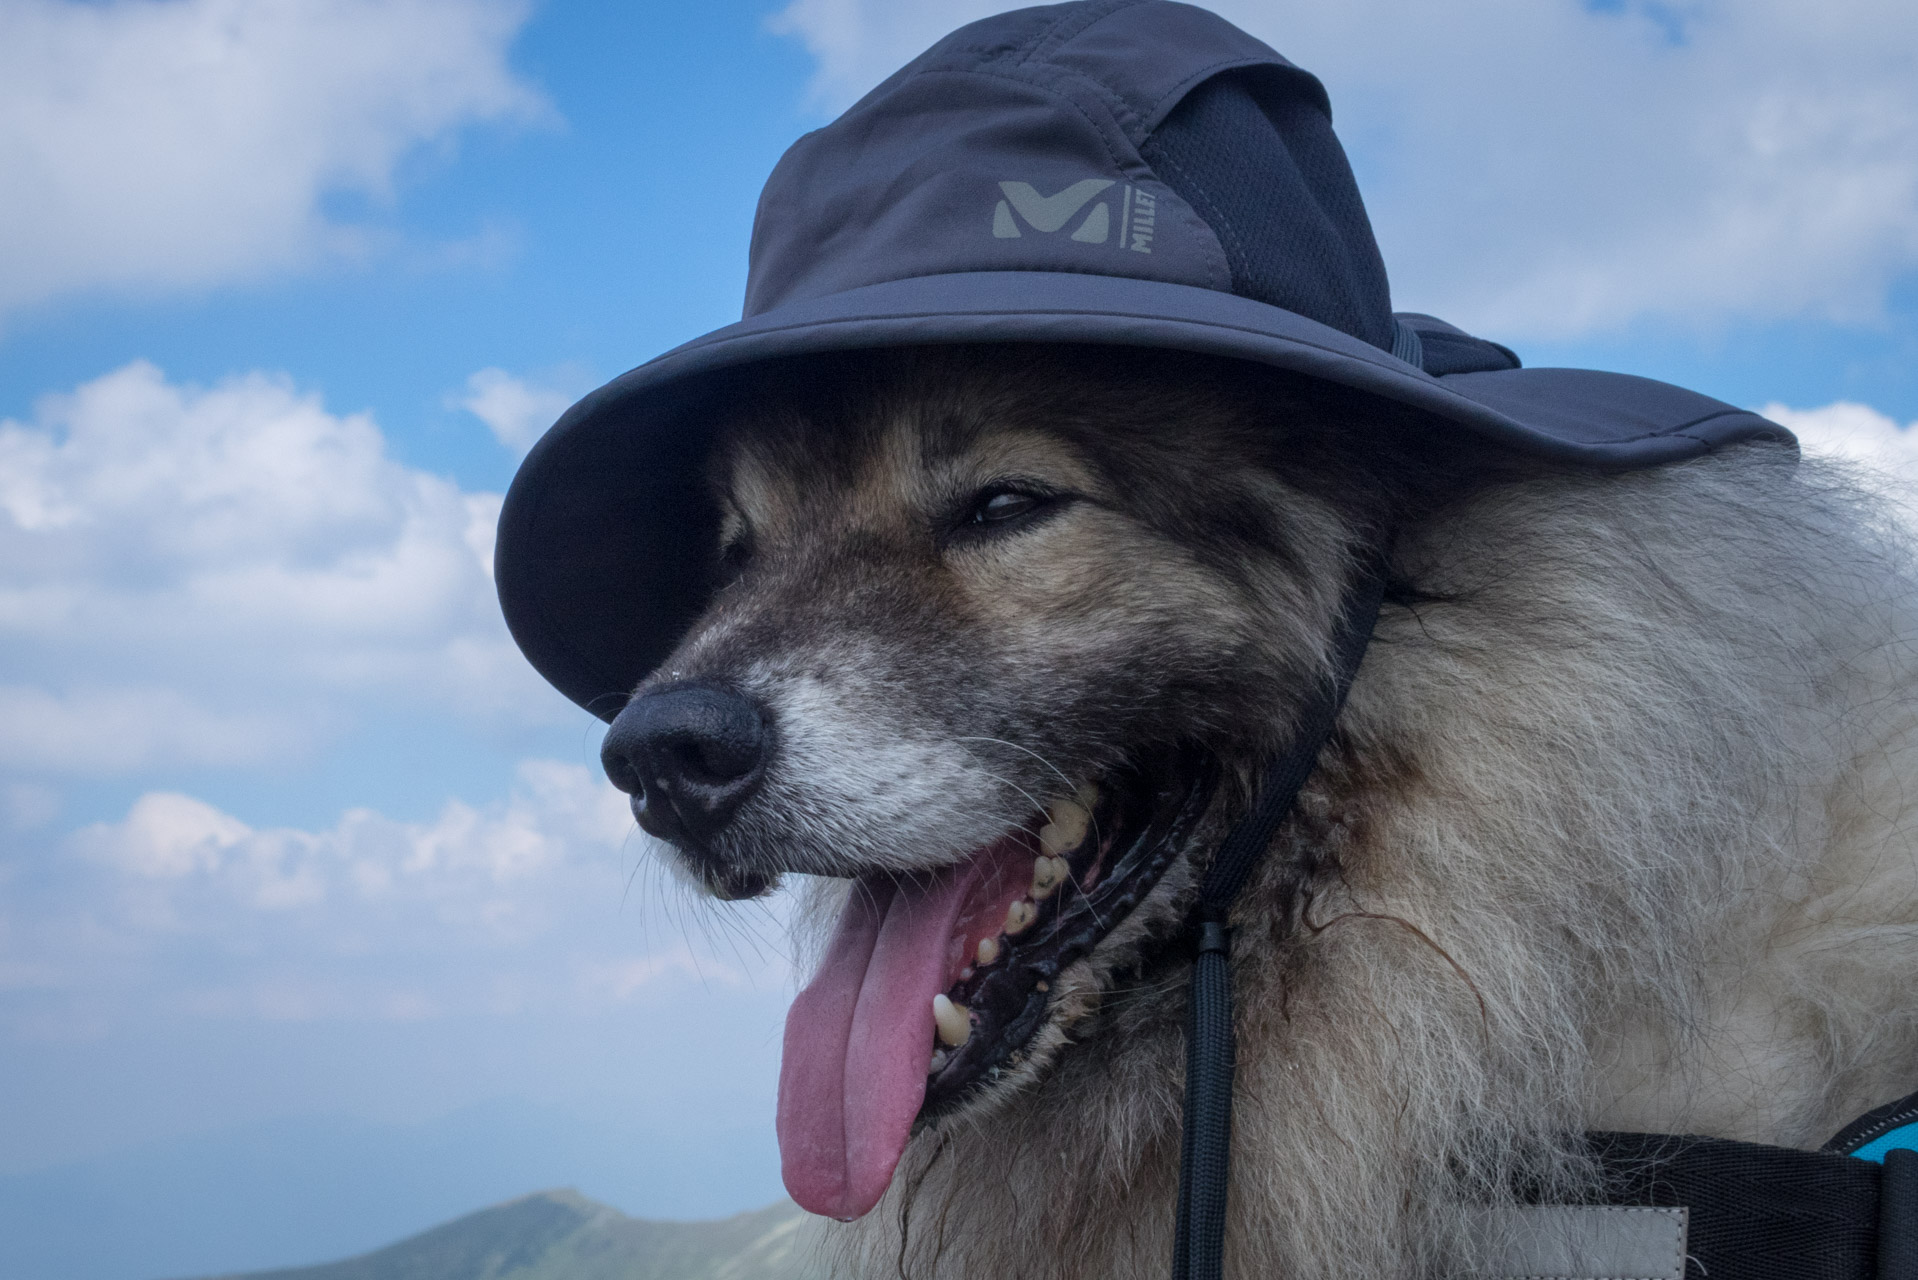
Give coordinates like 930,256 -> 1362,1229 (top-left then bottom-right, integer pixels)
955,734 -> 1081,799
964,764 -> 1051,825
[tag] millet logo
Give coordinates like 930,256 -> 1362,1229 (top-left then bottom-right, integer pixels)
992,179 -> 1155,253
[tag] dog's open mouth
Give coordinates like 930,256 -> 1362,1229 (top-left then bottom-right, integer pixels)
777,747 -> 1216,1220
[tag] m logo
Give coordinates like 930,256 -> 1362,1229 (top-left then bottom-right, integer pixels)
993,179 -> 1113,242
991,179 -> 1154,252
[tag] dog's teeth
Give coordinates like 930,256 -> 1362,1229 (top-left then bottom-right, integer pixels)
1030,855 -> 1068,899
1035,979 -> 1049,992
1039,799 -> 1090,856
929,1048 -> 949,1075
1004,898 -> 1037,935
977,936 -> 1001,966
1076,780 -> 1099,809
932,993 -> 971,1047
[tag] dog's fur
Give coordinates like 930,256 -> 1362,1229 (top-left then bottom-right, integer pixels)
645,344 -> 1918,1278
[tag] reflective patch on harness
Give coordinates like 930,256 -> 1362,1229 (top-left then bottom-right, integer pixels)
1464,1205 -> 1688,1280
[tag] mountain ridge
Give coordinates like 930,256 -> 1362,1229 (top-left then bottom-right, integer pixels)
174,1190 -> 825,1280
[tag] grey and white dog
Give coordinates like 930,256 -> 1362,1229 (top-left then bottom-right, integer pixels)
618,342 -> 1918,1279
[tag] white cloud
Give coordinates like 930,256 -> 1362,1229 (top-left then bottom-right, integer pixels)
0,360 -> 562,777
70,759 -> 631,915
770,0 -> 1918,338
86,791 -> 253,880
22,760 -> 784,1026
769,0 -> 988,113
0,0 -> 547,319
0,685 -> 287,774
1759,400 -> 1918,479
456,367 -> 582,452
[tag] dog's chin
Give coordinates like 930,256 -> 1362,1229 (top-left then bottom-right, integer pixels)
895,746 -> 1218,1119
694,862 -> 782,902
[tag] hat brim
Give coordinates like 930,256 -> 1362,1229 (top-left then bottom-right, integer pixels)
498,270 -> 1790,719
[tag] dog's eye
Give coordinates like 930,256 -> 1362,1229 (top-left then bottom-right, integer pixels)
946,483 -> 1071,546
970,489 -> 1043,524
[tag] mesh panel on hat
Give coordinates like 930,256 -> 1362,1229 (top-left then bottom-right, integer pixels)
1142,69 -> 1395,352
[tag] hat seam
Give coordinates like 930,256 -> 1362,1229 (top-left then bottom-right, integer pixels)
1147,141 -> 1257,302
911,66 -> 1141,182
908,0 -> 1124,69
1605,410 -> 1753,446
987,45 -> 1153,144
1025,0 -> 1224,140
922,1 -> 1141,135
1019,1 -> 1315,138
649,303 -> 1773,450
954,2 -> 1190,147
659,301 -> 1411,372
653,299 -> 1476,400
1022,0 -> 1140,69
1136,56 -> 1293,135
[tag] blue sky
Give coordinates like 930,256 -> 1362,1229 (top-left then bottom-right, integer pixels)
2,1 -> 1916,1277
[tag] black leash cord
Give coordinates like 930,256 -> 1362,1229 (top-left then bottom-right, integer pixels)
1171,569 -> 1385,1280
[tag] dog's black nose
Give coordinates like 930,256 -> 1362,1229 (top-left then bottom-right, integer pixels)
601,684 -> 769,844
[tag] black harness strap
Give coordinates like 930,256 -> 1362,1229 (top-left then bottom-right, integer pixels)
1171,568 -> 1385,1280
1887,1148 -> 1918,1279
1587,1130 -> 1918,1280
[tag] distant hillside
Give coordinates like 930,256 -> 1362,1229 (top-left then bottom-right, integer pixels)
0,1099 -> 788,1280
178,1191 -> 826,1280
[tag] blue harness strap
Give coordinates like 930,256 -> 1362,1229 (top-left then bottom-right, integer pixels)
1827,1089 -> 1918,1164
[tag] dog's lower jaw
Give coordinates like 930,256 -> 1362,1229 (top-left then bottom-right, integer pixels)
920,749 -> 1218,1118
914,826 -> 1215,1133
775,751 -> 1221,1222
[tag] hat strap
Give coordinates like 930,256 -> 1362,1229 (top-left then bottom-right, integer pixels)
1171,565 -> 1384,1280
1390,317 -> 1426,369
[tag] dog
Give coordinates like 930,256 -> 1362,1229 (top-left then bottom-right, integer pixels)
611,340 -> 1918,1278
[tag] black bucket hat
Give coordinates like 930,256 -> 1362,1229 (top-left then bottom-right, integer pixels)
497,0 -> 1792,719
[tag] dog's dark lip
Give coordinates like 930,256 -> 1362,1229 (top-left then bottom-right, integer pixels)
917,746 -> 1219,1120
638,813 -> 774,900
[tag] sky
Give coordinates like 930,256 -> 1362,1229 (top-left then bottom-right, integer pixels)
2,1 -> 1917,1277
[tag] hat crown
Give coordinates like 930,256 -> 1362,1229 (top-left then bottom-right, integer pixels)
745,0 -> 1397,352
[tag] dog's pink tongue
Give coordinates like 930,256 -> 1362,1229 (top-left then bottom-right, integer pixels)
778,871 -> 969,1220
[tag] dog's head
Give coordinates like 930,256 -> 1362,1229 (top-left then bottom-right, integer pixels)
599,344 -> 1448,1218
